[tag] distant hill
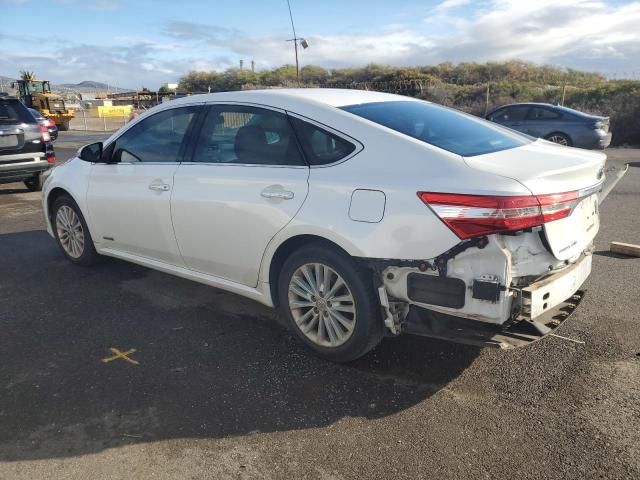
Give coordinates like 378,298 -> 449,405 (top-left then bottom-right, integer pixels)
0,75 -> 130,94
55,80 -> 131,93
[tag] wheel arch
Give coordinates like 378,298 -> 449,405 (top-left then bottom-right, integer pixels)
265,233 -> 360,307
46,186 -> 84,228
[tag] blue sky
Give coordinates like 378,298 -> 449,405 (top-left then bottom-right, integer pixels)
2,0 -> 640,88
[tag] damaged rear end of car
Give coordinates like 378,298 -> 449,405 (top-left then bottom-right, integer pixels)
373,139 -> 605,349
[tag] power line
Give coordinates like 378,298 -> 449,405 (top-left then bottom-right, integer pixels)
286,0 -> 297,41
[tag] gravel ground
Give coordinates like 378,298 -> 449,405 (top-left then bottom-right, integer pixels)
0,133 -> 638,479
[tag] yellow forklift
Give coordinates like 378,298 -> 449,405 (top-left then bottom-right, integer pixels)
14,79 -> 75,131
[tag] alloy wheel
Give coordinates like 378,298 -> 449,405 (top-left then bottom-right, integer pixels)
548,135 -> 569,146
55,205 -> 85,258
288,263 -> 356,348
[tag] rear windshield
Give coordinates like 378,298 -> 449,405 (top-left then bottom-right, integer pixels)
341,101 -> 531,157
0,100 -> 34,125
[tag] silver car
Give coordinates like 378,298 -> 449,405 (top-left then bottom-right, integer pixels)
485,103 -> 611,149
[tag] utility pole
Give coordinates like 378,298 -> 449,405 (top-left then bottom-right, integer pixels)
286,0 -> 300,85
251,60 -> 255,73
485,84 -> 491,114
285,0 -> 308,86
240,59 -> 244,72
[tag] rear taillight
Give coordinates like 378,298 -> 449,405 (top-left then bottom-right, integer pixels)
418,191 -> 581,240
592,119 -> 609,132
46,154 -> 57,164
39,124 -> 51,142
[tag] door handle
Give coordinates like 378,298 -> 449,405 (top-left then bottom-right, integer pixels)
261,188 -> 294,200
149,183 -> 170,191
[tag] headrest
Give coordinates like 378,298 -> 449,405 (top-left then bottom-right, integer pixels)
235,125 -> 267,162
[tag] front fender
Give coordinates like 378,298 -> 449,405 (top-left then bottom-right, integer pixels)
42,158 -> 93,238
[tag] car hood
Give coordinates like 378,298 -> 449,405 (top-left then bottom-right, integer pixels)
463,139 -> 606,195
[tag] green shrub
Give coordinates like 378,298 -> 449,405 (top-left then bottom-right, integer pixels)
179,62 -> 639,146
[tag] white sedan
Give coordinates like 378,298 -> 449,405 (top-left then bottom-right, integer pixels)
42,89 -> 605,362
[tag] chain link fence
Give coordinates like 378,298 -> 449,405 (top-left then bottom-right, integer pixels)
69,108 -> 134,132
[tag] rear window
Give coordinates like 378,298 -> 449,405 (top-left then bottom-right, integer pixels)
0,100 -> 34,125
289,116 -> 356,165
341,101 -> 531,157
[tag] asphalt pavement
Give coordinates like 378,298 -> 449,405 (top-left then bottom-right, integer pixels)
0,132 -> 638,479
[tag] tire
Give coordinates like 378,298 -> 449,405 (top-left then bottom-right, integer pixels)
51,194 -> 100,265
24,173 -> 43,192
278,244 -> 385,363
545,132 -> 572,146
58,121 -> 70,132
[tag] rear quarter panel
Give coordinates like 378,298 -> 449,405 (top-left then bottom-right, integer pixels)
259,116 -> 533,284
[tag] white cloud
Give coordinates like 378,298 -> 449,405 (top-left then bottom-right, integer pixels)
434,0 -> 472,12
3,0 -> 640,86
228,30 -> 436,69
163,1 -> 640,75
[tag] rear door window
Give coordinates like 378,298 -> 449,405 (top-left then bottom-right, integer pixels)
192,105 -> 305,166
489,106 -> 529,123
527,107 -> 561,120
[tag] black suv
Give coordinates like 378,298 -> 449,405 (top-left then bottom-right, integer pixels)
0,94 -> 56,191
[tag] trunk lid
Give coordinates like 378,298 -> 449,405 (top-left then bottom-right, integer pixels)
463,139 -> 605,195
463,139 -> 606,260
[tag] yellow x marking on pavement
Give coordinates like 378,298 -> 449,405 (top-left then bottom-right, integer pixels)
101,347 -> 139,365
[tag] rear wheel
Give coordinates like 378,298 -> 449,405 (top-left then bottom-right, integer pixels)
52,195 -> 100,265
545,132 -> 572,146
24,173 -> 43,192
58,121 -> 70,131
278,244 -> 385,362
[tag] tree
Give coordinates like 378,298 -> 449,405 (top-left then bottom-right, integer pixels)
20,71 -> 36,81
300,65 -> 329,84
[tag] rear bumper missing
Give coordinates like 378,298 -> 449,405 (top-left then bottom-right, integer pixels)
374,233 -> 592,347
519,253 -> 591,321
404,289 -> 585,349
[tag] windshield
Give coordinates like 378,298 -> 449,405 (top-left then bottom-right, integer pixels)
341,100 -> 531,157
24,81 -> 50,94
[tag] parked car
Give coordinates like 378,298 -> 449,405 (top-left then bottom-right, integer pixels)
28,107 -> 59,141
485,103 -> 611,149
1,95 -> 56,191
42,89 -> 605,362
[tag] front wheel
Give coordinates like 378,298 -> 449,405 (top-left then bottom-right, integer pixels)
52,195 -> 100,265
278,244 -> 385,362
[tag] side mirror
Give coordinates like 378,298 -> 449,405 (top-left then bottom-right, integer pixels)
78,142 -> 103,162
